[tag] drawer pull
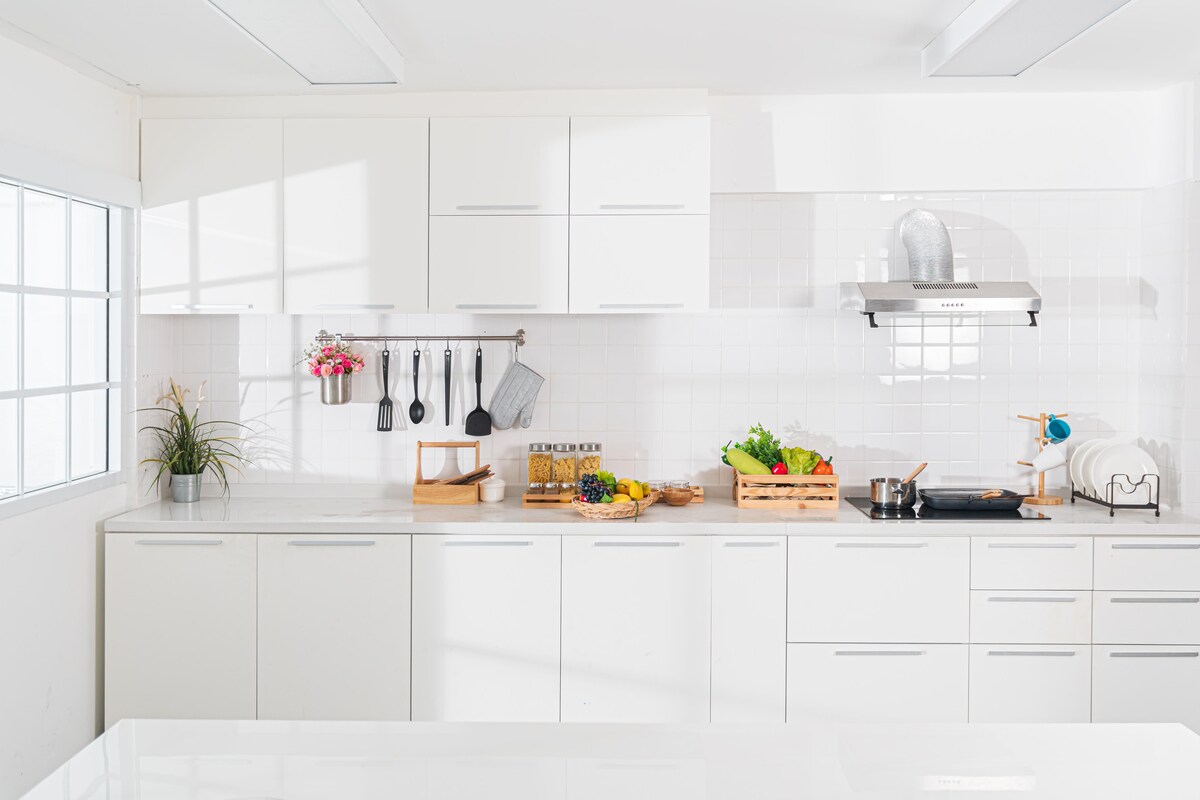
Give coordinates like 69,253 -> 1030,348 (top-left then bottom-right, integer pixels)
594,541 -> 681,548
1110,597 -> 1200,604
836,542 -> 928,549
442,540 -> 532,547
1110,651 -> 1200,658
1111,543 -> 1200,550
835,650 -> 925,656
722,541 -> 780,548
599,204 -> 687,210
313,304 -> 395,311
287,540 -> 376,547
597,303 -> 686,310
988,596 -> 1077,603
455,303 -> 540,310
134,539 -> 223,546
169,304 -> 253,311
455,204 -> 540,211
987,650 -> 1076,657
986,542 -> 1077,549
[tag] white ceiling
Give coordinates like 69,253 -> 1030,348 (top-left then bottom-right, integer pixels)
0,0 -> 1197,96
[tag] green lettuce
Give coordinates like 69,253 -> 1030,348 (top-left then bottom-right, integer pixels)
782,446 -> 821,475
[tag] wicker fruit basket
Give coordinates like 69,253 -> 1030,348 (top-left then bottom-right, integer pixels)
572,491 -> 660,520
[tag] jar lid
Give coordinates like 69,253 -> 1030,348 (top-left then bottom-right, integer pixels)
579,442 -> 602,452
552,443 -> 576,452
528,482 -> 545,490
528,443 -> 552,452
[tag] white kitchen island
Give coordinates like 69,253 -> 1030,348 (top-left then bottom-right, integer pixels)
21,719 -> 1200,799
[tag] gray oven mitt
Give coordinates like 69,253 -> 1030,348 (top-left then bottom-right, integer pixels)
488,358 -> 544,430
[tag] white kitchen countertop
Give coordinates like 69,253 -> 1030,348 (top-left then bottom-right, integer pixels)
104,492 -> 1200,535
21,718 -> 1200,800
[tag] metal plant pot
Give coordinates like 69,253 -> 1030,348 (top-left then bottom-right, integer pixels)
321,373 -> 352,405
171,473 -> 202,503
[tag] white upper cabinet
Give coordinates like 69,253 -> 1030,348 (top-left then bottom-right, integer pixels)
141,118 -> 283,314
568,215 -> 709,313
430,117 -> 569,215
569,116 -> 709,214
283,118 -> 429,314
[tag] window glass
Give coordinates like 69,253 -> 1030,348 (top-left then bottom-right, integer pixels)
0,182 -> 16,285
70,200 -> 108,291
23,294 -> 67,389
0,294 -> 15,392
71,297 -> 108,384
71,389 -> 107,479
23,393 -> 67,491
0,399 -> 15,499
23,190 -> 66,289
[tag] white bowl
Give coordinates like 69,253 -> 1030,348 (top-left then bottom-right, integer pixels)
479,477 -> 506,503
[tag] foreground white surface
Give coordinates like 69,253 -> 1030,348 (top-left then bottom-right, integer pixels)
22,719 -> 1200,799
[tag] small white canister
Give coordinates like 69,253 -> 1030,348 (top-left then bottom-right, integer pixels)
479,477 -> 506,503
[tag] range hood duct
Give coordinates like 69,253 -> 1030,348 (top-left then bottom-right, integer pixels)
841,208 -> 1042,328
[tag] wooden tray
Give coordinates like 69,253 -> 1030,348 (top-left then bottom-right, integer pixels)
523,486 -> 705,508
413,441 -> 480,505
734,472 -> 838,510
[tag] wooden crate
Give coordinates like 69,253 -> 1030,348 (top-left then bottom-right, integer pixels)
734,472 -> 838,510
413,441 -> 480,505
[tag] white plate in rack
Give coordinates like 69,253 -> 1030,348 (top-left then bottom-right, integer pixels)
1069,439 -> 1104,494
1078,439 -> 1114,498
1089,443 -> 1158,505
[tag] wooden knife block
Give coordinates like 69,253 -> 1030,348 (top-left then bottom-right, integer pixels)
413,441 -> 480,505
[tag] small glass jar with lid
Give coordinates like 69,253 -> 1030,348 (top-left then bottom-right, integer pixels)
527,443 -> 552,490
578,442 -> 603,477
552,443 -> 578,488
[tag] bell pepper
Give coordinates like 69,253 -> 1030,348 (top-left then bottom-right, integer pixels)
813,459 -> 834,476
771,462 -> 789,475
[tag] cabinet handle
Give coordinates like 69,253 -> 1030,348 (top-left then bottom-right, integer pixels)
455,204 -> 539,211
456,303 -> 539,310
1110,651 -> 1200,658
134,539 -> 223,546
986,542 -> 1077,549
599,204 -> 687,210
987,596 -> 1077,603
987,650 -> 1076,657
835,650 -> 925,656
597,303 -> 685,310
313,304 -> 395,311
169,304 -> 253,311
287,540 -> 376,547
722,541 -> 780,548
594,541 -> 681,548
1111,543 -> 1200,550
1110,596 -> 1200,604
442,540 -> 532,547
835,542 -> 928,549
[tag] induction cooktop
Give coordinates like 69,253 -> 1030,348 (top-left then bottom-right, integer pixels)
847,496 -> 1051,522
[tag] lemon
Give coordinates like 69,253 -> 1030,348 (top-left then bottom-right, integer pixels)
612,493 -> 632,504
627,482 -> 644,501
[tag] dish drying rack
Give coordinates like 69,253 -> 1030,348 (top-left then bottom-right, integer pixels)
1070,474 -> 1161,517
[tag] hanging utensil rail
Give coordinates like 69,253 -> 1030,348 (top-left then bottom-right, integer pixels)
314,328 -> 526,347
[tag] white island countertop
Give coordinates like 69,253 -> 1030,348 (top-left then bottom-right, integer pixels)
21,718 -> 1200,800
104,492 -> 1200,535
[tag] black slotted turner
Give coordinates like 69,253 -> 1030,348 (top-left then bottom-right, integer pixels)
377,348 -> 393,431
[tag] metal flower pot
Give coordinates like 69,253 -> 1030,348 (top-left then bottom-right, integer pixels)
321,373 -> 352,405
171,473 -> 202,503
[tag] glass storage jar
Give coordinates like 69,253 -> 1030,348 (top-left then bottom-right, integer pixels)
552,443 -> 578,488
579,442 -> 603,477
527,443 -> 552,489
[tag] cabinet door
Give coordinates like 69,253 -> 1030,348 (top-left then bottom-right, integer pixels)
786,644 -> 967,723
412,535 -> 560,721
568,216 -> 709,313
1094,592 -> 1200,645
570,116 -> 709,214
283,118 -> 428,314
1093,645 -> 1200,732
141,118 -> 282,314
430,117 -> 569,215
257,534 -> 411,721
104,533 -> 256,726
711,537 -> 786,722
561,536 -> 710,722
788,537 -> 969,644
429,216 -> 567,313
1094,539 -> 1200,590
969,590 -> 1091,644
969,645 -> 1090,723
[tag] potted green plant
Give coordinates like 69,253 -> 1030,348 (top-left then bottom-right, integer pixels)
140,379 -> 250,502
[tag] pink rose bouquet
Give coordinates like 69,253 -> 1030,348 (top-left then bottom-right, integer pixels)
301,339 -> 365,378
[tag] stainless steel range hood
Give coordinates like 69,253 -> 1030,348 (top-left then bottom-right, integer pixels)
841,209 -> 1041,328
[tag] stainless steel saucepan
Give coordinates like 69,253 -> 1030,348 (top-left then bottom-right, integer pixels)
869,463 -> 928,509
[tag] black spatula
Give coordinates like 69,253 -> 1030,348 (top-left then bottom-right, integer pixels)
464,346 -> 492,437
376,348 -> 393,432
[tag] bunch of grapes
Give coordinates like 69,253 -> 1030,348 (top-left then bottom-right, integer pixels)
579,473 -> 609,503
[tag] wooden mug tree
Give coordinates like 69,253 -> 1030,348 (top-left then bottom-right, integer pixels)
1016,412 -> 1067,506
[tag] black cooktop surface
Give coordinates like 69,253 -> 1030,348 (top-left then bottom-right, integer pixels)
847,496 -> 1051,522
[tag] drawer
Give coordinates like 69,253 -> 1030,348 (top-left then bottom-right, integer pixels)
971,537 -> 1092,590
1093,591 -> 1200,644
969,645 -> 1090,723
1093,645 -> 1200,732
788,537 -> 969,643
786,643 -> 967,723
970,590 -> 1090,644
1095,538 -> 1200,590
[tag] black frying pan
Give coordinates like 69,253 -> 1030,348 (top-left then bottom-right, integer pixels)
919,488 -> 1026,512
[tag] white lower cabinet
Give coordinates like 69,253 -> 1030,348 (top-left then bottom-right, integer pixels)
104,533 -> 256,726
561,536 -> 710,722
786,644 -> 967,723
1093,645 -> 1200,732
257,534 -> 411,721
711,537 -> 786,722
1093,591 -> 1200,645
412,535 -> 560,721
969,645 -> 1091,723
969,590 -> 1091,644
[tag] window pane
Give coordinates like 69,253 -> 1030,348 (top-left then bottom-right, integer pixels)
108,296 -> 122,378
0,399 -> 15,499
23,190 -> 67,289
0,182 -> 16,285
107,387 -> 121,472
71,389 -> 106,479
24,393 -> 66,491
23,295 -> 66,389
70,200 -> 108,291
0,293 -> 15,392
71,298 -> 107,384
